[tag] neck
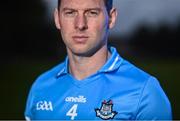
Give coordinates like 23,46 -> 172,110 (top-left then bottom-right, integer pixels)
68,46 -> 111,80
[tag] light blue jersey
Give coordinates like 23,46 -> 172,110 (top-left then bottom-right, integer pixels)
25,47 -> 172,120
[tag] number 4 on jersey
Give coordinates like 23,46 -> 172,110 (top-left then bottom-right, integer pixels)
66,104 -> 78,120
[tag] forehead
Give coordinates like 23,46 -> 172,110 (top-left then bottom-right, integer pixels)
60,0 -> 105,9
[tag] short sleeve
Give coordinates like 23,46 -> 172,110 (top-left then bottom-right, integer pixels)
24,87 -> 35,120
135,76 -> 172,120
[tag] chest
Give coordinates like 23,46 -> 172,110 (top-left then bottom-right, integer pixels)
32,81 -> 139,120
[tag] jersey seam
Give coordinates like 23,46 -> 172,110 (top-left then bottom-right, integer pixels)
133,76 -> 152,119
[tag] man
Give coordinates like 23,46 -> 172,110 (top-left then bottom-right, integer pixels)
25,0 -> 172,120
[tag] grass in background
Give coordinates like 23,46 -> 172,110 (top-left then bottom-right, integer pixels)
131,58 -> 180,119
0,58 -> 179,119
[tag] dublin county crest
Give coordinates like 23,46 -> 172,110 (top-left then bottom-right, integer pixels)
95,100 -> 117,120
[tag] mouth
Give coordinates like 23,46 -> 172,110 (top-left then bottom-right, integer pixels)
72,35 -> 89,43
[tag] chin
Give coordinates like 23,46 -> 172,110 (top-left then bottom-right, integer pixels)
73,50 -> 89,56
73,48 -> 97,57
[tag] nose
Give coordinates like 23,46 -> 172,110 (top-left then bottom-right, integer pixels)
75,14 -> 88,31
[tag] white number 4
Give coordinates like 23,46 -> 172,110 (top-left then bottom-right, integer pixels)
66,104 -> 78,120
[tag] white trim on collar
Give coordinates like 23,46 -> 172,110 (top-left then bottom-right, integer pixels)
108,56 -> 119,71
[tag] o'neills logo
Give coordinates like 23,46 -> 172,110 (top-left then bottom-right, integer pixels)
65,95 -> 86,103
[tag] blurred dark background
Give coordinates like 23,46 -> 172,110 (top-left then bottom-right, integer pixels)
0,0 -> 180,119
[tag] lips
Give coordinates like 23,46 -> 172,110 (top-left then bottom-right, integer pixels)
72,35 -> 89,43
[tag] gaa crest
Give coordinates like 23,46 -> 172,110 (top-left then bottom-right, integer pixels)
95,100 -> 117,120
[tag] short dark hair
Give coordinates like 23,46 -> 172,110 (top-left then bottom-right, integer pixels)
57,0 -> 113,13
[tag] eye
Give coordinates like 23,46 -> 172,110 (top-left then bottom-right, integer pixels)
86,10 -> 99,17
64,10 -> 76,17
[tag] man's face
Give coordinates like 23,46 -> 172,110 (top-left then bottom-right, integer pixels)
55,0 -> 116,56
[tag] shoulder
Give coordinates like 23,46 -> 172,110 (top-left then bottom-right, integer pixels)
116,58 -> 151,85
30,61 -> 65,92
116,59 -> 172,119
24,61 -> 65,119
119,59 -> 172,119
135,75 -> 172,119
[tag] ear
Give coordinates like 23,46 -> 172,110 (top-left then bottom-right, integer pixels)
54,8 -> 61,30
108,8 -> 117,29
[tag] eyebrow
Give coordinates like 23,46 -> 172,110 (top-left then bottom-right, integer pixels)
62,7 -> 101,12
62,8 -> 76,11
